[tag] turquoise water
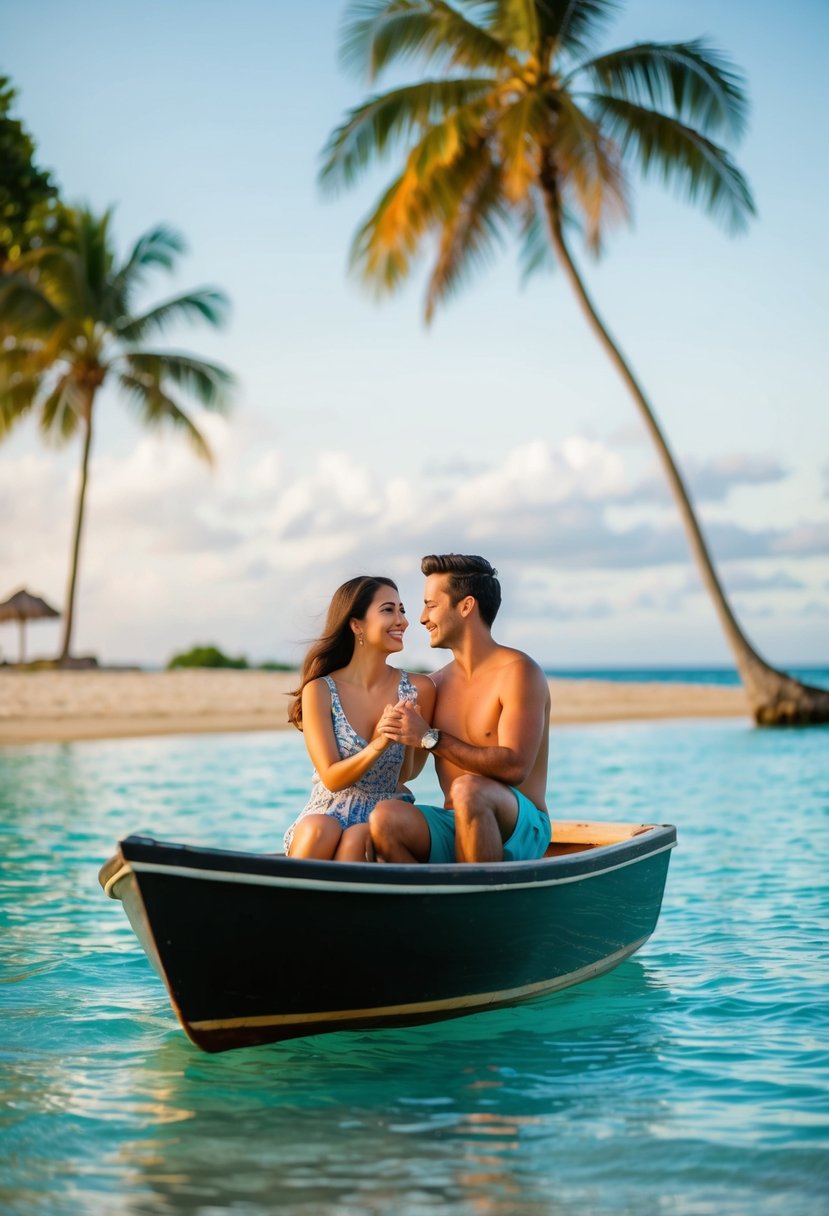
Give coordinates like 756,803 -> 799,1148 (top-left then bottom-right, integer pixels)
1,721 -> 827,1215
544,666 -> 829,688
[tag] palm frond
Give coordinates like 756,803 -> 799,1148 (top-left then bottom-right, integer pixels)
117,372 -> 214,463
485,0 -> 540,55
578,40 -> 749,140
38,374 -> 85,442
349,165 -> 438,292
115,288 -> 230,341
340,0 -> 513,81
553,92 -> 628,251
466,0 -> 615,61
409,97 -> 492,175
497,89 -> 550,202
122,225 -> 186,275
113,224 -> 187,310
0,337 -> 70,436
81,207 -> 116,310
516,194 -> 557,281
55,206 -> 118,321
119,351 -> 234,412
590,94 -> 756,233
320,77 -> 494,194
11,241 -> 94,322
348,93 -> 503,291
0,337 -> 52,382
425,150 -> 507,320
0,373 -> 39,437
0,323 -> 82,379
0,271 -> 64,334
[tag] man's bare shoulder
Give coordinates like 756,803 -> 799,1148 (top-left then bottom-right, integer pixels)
489,645 -> 546,676
487,647 -> 550,702
430,661 -> 456,690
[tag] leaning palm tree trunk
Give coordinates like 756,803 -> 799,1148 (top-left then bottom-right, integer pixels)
59,403 -> 94,664
543,196 -> 829,725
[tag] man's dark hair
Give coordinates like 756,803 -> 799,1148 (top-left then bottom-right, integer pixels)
421,554 -> 501,627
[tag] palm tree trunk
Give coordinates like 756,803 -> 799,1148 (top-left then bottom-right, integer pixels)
540,188 -> 829,724
58,399 -> 94,664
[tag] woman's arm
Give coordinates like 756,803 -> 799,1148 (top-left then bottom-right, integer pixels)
301,679 -> 397,792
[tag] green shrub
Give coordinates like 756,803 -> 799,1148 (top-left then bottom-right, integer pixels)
167,645 -> 248,670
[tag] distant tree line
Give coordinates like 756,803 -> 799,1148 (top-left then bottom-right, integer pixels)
167,645 -> 293,671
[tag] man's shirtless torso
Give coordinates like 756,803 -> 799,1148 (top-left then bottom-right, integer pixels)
431,646 -> 550,812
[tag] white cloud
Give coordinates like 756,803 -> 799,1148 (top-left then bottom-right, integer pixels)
799,600 -> 829,618
681,567 -> 806,594
1,430 -> 826,665
620,452 -> 788,506
772,521 -> 829,556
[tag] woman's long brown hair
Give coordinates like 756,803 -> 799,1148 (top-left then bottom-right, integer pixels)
288,576 -> 399,729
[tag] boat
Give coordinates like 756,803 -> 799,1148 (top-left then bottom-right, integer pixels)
99,821 -> 676,1053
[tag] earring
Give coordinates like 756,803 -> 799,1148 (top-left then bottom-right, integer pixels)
358,633 -> 364,647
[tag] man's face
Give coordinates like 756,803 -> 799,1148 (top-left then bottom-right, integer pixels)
420,574 -> 462,649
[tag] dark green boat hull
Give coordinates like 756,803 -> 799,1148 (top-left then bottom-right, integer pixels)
102,826 -> 675,1052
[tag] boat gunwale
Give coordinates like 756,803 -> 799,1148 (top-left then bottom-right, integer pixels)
104,824 -> 677,899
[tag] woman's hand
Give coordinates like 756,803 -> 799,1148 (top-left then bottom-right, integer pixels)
371,701 -> 405,751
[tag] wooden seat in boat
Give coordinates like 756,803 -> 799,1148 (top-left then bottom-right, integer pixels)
546,820 -> 659,857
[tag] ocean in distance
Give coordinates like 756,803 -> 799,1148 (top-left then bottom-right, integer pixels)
1,718 -> 827,1215
543,665 -> 829,689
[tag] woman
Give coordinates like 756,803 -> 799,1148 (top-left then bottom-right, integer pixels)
285,575 -> 436,861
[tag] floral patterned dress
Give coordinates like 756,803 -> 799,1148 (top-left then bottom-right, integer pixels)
283,671 -> 418,853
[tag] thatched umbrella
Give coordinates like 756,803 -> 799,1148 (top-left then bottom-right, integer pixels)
0,588 -> 61,664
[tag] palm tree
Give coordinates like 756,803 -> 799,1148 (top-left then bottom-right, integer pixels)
0,206 -> 234,664
320,0 -> 828,725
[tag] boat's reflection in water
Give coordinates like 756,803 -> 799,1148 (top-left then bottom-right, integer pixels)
113,959 -> 672,1214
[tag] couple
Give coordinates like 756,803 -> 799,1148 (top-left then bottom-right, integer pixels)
284,554 -> 551,865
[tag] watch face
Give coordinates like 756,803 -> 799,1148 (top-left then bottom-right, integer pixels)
423,729 -> 438,750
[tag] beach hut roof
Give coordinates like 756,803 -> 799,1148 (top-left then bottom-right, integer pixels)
0,588 -> 61,663
0,588 -> 61,621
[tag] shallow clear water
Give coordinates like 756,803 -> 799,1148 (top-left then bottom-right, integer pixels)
1,721 -> 827,1215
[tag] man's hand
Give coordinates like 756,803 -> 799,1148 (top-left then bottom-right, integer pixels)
380,699 -> 430,748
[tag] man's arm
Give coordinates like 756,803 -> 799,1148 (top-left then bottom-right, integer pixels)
383,659 -> 549,787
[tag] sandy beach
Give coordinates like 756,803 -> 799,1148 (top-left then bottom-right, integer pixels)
0,669 -> 749,744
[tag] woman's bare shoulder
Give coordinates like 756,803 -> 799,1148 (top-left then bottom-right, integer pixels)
302,675 -> 333,700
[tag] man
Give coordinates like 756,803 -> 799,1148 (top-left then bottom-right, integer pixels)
370,554 -> 551,864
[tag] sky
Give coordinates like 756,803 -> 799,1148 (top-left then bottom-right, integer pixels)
1,0 -> 827,670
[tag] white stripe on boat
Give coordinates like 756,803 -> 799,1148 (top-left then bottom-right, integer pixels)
187,938 -> 650,1033
105,841 -> 674,899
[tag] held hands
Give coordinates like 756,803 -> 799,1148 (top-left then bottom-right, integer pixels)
370,701 -> 407,752
378,699 -> 429,748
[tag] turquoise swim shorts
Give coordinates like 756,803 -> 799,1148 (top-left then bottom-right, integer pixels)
417,787 -> 551,865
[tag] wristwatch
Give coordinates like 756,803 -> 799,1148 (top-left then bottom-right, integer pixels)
421,727 -> 440,751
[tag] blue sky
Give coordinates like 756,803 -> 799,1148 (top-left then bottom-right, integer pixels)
1,0 -> 827,669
